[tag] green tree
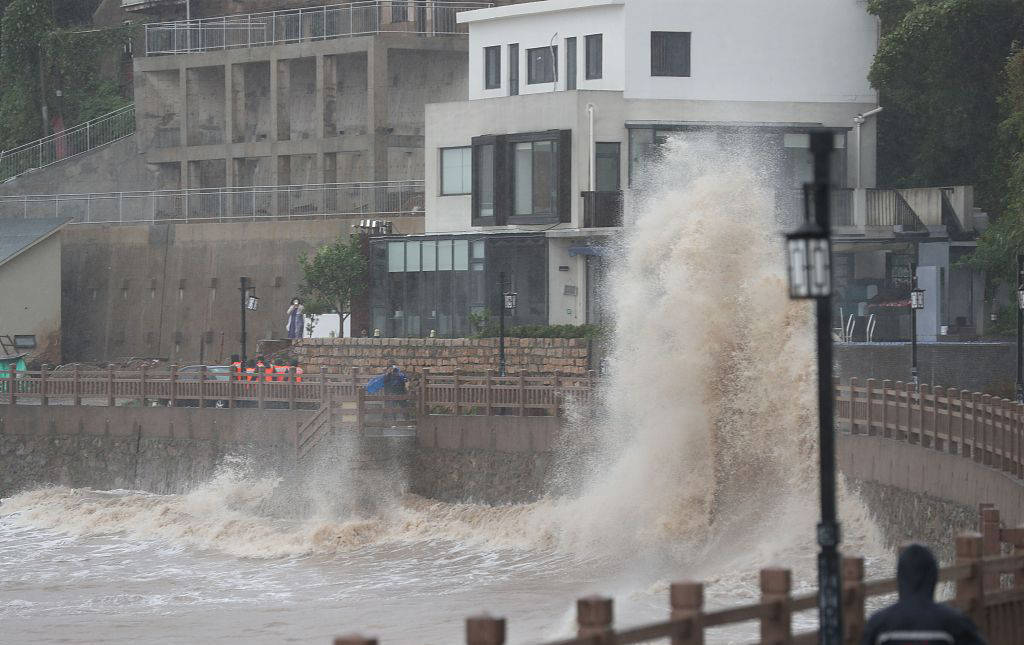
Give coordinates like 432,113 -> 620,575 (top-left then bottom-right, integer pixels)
867,0 -> 1024,210
297,235 -> 368,336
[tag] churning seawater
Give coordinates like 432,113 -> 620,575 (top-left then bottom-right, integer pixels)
1,138 -> 891,644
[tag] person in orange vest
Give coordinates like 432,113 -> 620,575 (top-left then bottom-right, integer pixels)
290,359 -> 303,383
244,359 -> 257,382
230,354 -> 242,381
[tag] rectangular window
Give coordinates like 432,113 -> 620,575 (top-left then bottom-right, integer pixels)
484,46 -> 501,89
595,142 -> 620,191
453,239 -> 469,271
475,144 -> 495,219
472,240 -> 485,259
585,34 -> 602,80
566,37 -> 577,90
527,46 -> 557,84
438,239 -> 453,271
387,241 -> 405,272
651,31 -> 691,77
441,147 -> 471,195
406,240 -> 421,272
421,240 -> 437,271
509,44 -> 519,95
514,139 -> 558,216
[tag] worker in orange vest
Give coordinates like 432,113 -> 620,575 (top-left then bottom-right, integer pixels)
290,359 -> 303,383
244,359 -> 257,382
230,354 -> 242,380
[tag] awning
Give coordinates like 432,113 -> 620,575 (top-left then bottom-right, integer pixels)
568,246 -> 607,257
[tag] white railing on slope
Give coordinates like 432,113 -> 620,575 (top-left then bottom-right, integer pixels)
143,1 -> 492,55
0,105 -> 136,183
0,180 -> 424,224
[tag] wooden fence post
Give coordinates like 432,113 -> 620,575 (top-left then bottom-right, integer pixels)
553,371 -> 561,418
921,384 -> 933,448
169,365 -> 178,407
106,366 -> 116,407
849,377 -> 859,432
982,394 -> 993,465
981,506 -> 1000,592
140,364 -> 148,407
518,371 -> 526,417
909,382 -> 920,444
948,388 -> 961,455
319,365 -> 327,410
577,596 -> 613,642
934,386 -> 947,451
257,366 -> 265,409
1016,402 -> 1023,478
881,379 -> 891,438
198,365 -> 207,409
420,368 -> 429,419
759,568 -> 791,645
485,369 -> 493,417
73,365 -> 81,407
465,614 -> 505,645
864,378 -> 875,436
356,387 -> 365,432
333,637 -> 376,645
454,369 -> 461,416
40,365 -> 48,407
6,366 -> 15,405
842,557 -> 865,645
954,533 -> 985,627
894,381 -> 905,440
587,369 -> 595,390
670,582 -> 704,645
288,367 -> 297,410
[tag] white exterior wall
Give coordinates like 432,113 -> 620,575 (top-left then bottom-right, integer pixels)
622,0 -> 877,102
467,1 -> 625,100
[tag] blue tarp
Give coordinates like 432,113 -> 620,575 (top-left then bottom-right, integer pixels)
365,373 -> 388,394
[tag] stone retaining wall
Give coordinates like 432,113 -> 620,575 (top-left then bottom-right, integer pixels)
294,337 -> 593,376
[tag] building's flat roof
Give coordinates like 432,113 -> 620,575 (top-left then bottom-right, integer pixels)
459,0 -> 623,24
0,217 -> 69,269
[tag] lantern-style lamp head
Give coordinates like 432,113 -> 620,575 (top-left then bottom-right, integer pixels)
503,292 -> 518,310
1017,283 -> 1024,311
246,294 -> 260,311
786,218 -> 831,299
910,286 -> 925,310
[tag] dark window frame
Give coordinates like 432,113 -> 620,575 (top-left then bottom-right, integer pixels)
595,141 -> 620,191
585,33 -> 602,80
471,135 -> 503,226
651,31 -> 691,77
484,45 -> 501,89
440,146 -> 472,196
527,46 -> 558,85
566,37 -> 577,90
508,43 -> 519,95
506,130 -> 571,225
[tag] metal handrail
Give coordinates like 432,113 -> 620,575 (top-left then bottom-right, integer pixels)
143,1 -> 493,56
0,180 -> 425,224
0,105 -> 135,183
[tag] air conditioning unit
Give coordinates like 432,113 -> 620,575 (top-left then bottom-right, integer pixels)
893,224 -> 905,233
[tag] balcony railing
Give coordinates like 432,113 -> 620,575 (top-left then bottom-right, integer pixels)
0,180 -> 424,225
866,188 -> 925,231
581,190 -> 623,228
143,1 -> 492,55
0,105 -> 135,183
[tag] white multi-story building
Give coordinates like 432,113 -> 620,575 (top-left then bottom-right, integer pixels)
369,0 -> 883,337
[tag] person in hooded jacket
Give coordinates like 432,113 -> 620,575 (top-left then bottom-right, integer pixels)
861,543 -> 986,645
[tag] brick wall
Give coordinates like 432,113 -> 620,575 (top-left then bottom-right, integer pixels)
293,337 -> 592,375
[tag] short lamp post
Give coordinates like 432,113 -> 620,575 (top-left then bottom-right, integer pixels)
239,277 -> 259,364
497,272 -> 517,377
909,272 -> 924,386
1017,255 -> 1024,403
785,131 -> 842,645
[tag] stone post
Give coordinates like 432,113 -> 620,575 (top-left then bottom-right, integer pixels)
518,371 -> 526,417
73,365 -> 81,407
485,369 -> 493,416
670,582 -> 703,645
849,377 -> 859,432
140,364 -> 148,407
864,378 -> 875,436
198,365 -> 207,409
759,568 -> 791,644
169,365 -> 178,407
288,367 -> 296,410
107,365 -> 116,407
465,614 -> 505,645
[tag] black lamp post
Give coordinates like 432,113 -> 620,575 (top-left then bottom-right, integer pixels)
1016,255 -> 1024,403
239,277 -> 259,364
785,131 -> 842,645
497,272 -> 517,377
909,269 -> 924,386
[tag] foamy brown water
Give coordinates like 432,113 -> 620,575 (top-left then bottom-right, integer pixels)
0,137 -> 891,643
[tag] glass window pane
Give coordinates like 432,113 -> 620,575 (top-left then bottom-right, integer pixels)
477,144 -> 494,218
406,240 -> 421,272
515,142 -> 533,215
484,46 -> 501,89
453,239 -> 469,271
651,31 -> 690,77
527,46 -> 556,84
472,240 -> 485,259
442,148 -> 470,195
533,140 -> 556,215
387,241 -> 405,272
438,239 -> 453,271
596,142 -> 620,191
586,34 -> 602,80
422,240 -> 437,271
566,37 -> 577,90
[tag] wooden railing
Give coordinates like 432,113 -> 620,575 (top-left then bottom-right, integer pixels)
417,369 -> 596,417
334,506 -> 1024,644
834,378 -> 1024,481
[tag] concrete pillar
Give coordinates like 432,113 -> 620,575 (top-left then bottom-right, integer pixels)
276,59 -> 290,142
178,65 -> 188,187
316,54 -> 326,140
367,41 -> 389,182
224,63 -> 234,187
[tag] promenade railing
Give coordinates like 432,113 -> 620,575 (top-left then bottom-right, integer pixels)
143,1 -> 493,56
834,378 -> 1024,481
0,180 -> 425,224
0,105 -> 135,183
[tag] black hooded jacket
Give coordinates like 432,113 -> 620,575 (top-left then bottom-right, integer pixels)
861,544 -> 986,645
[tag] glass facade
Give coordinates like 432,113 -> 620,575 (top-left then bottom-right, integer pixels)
369,234 -> 548,337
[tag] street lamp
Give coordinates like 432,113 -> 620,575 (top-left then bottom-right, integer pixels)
784,131 -> 842,645
909,270 -> 924,386
239,277 -> 257,364
497,272 -> 517,377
